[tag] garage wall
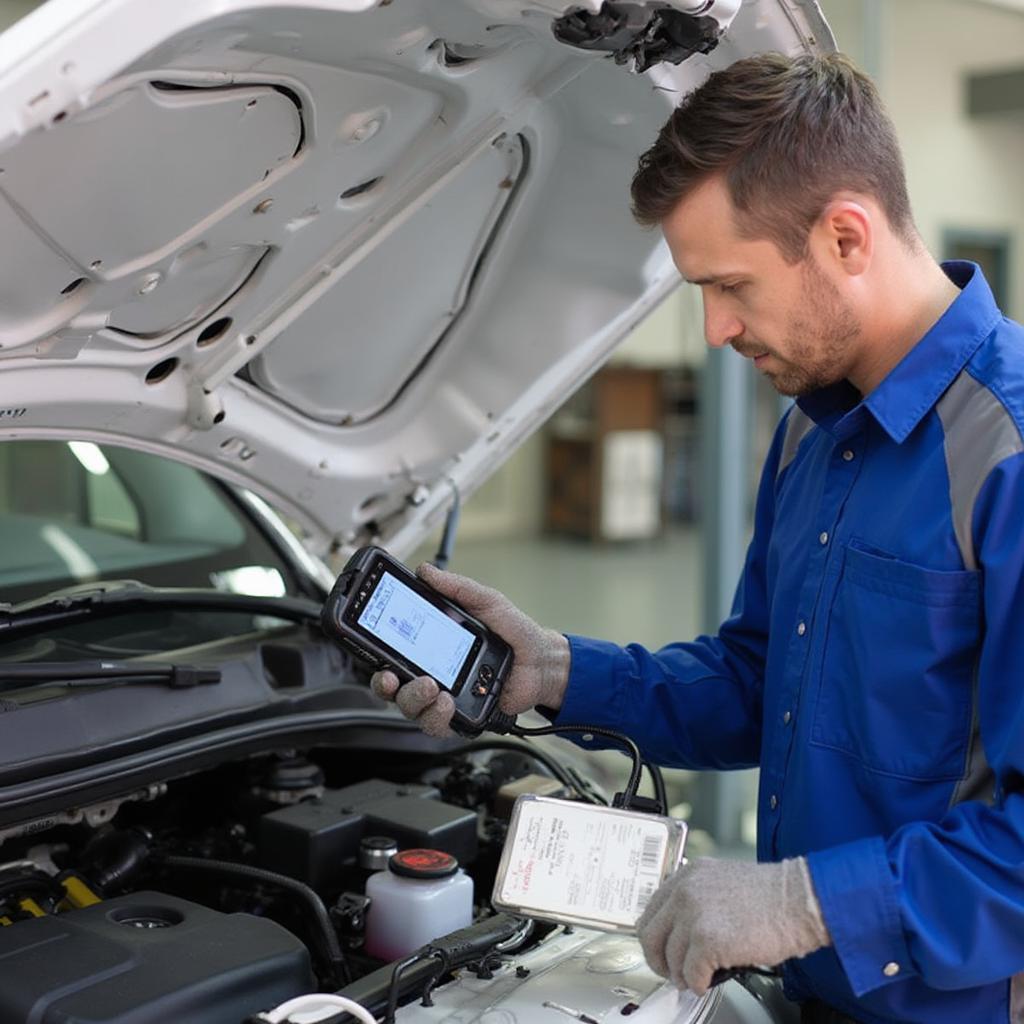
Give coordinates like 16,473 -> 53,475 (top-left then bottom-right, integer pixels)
890,0 -> 1024,319
622,0 -> 1024,356
821,0 -> 1024,318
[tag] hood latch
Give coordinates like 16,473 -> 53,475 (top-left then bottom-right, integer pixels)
552,2 -> 724,73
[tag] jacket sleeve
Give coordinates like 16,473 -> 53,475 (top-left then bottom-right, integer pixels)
551,412 -> 790,771
808,452 -> 1024,996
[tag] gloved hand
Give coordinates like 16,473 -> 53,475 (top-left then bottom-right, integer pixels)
637,856 -> 831,995
369,563 -> 570,737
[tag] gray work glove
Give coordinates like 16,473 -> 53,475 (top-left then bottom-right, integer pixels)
369,563 -> 570,738
637,856 -> 831,995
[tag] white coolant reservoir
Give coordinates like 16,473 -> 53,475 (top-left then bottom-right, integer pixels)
364,849 -> 473,961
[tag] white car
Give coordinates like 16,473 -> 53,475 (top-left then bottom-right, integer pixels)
0,2 -> 832,1022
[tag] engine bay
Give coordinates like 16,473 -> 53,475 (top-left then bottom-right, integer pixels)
0,604 -> 776,1024
0,741 -> 600,1023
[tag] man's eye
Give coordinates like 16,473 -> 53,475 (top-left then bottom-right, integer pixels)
719,282 -> 743,295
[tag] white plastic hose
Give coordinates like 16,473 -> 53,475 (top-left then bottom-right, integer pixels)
260,992 -> 378,1024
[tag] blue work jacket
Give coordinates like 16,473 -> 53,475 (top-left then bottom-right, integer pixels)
557,262 -> 1024,1022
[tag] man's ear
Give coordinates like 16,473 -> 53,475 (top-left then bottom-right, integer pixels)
813,199 -> 872,276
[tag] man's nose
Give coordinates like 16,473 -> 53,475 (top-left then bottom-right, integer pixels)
703,295 -> 743,349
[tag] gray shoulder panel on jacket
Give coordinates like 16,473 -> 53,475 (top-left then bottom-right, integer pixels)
777,407 -> 816,479
936,370 -> 1024,571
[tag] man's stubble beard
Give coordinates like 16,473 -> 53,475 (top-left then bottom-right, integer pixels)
754,261 -> 861,398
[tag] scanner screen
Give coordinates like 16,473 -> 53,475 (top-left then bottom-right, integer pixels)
358,571 -> 474,687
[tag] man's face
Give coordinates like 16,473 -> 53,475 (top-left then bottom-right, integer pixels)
662,176 -> 861,397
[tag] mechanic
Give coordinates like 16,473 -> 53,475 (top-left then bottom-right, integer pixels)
371,52 -> 1024,1024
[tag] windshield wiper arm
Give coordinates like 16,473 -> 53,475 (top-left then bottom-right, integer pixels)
0,582 -> 322,640
0,660 -> 221,694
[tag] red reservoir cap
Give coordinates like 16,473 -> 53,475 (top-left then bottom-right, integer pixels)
389,849 -> 458,879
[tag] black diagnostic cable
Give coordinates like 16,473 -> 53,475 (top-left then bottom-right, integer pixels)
643,759 -> 668,816
711,965 -> 781,987
370,504 -> 650,809
478,710 -> 648,810
507,722 -> 645,810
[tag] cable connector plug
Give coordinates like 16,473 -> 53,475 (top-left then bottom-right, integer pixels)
484,710 -> 518,735
612,792 -> 662,813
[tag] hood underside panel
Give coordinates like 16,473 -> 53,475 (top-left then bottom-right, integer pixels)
0,0 -> 832,556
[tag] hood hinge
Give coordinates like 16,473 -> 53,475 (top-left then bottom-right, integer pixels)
552,2 -> 726,73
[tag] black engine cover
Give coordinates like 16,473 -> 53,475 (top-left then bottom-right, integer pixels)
0,891 -> 314,1023
259,778 -> 479,890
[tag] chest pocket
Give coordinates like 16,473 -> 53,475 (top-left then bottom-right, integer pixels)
812,538 -> 981,781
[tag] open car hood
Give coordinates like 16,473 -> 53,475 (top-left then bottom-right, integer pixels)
0,0 -> 832,559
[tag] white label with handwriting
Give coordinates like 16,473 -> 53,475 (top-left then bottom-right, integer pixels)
497,801 -> 673,928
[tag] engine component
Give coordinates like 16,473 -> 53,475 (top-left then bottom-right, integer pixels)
156,854 -> 349,987
0,891 -> 314,1023
328,914 -> 547,1023
331,891 -> 372,941
0,784 -> 166,846
494,772 -> 570,819
252,755 -> 326,805
364,850 -> 473,961
258,778 -> 477,890
0,863 -> 64,920
359,835 -> 398,871
58,872 -> 102,910
78,826 -> 153,892
396,927 -> 712,1023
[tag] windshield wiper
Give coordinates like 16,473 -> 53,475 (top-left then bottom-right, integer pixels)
0,581 -> 322,641
0,660 -> 221,694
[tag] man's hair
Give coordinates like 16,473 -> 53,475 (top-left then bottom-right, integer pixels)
630,52 -> 914,262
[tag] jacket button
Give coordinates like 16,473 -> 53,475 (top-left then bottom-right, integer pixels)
783,711 -> 792,725
883,962 -> 900,977
797,621 -> 807,636
819,531 -> 829,545
769,794 -> 778,810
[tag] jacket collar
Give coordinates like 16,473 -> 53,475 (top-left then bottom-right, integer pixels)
797,261 -> 1002,443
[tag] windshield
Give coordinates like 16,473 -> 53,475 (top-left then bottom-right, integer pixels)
0,441 -> 302,605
